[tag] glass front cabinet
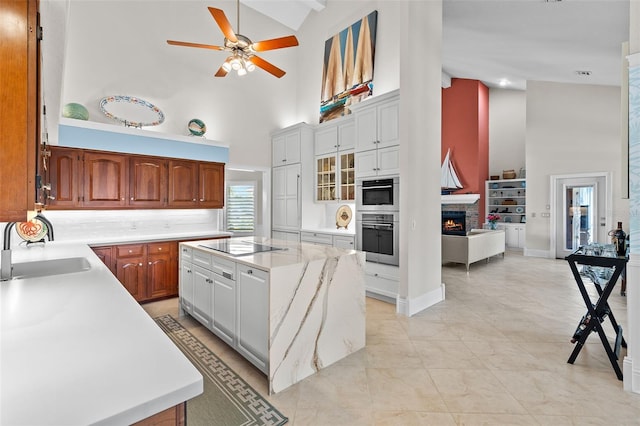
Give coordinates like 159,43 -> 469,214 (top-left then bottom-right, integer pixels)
314,116 -> 356,202
316,152 -> 355,202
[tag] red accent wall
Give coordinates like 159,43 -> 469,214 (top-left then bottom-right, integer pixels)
442,78 -> 489,222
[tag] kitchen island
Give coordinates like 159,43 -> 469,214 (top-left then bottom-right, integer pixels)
179,236 -> 366,394
0,242 -> 202,425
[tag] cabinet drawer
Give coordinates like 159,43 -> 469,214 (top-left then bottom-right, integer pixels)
116,244 -> 145,258
333,235 -> 355,249
192,248 -> 213,269
148,241 -> 173,254
179,245 -> 193,261
300,231 -> 333,246
212,256 -> 236,281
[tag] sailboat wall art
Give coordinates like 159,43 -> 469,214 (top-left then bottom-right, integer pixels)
319,11 -> 378,123
441,148 -> 464,194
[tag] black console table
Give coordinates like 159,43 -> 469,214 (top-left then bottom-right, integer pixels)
565,247 -> 628,380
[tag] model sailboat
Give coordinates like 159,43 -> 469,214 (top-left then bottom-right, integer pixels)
441,148 -> 463,194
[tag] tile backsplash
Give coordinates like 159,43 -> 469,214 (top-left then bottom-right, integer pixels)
1,209 -> 222,248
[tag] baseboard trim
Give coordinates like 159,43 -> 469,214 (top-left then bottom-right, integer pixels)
397,283 -> 445,316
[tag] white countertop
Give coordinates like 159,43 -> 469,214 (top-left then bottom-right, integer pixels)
182,236 -> 360,271
74,230 -> 232,246
1,242 -> 203,425
300,227 -> 356,236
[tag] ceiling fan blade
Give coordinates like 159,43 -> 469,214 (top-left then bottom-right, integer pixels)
208,7 -> 238,43
252,35 -> 299,52
249,55 -> 286,78
214,66 -> 229,77
167,40 -> 225,51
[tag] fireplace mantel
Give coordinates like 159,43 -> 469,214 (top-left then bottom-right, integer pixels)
441,194 -> 481,204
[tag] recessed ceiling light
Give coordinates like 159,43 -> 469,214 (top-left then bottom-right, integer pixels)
575,70 -> 592,76
498,78 -> 510,87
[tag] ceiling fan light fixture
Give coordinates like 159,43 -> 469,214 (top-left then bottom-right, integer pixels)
230,56 -> 242,70
237,66 -> 247,76
245,58 -> 256,72
222,58 -> 232,72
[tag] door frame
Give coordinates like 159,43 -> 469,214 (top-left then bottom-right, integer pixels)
549,171 -> 612,259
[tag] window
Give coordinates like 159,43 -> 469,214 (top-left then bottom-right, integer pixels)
226,181 -> 256,234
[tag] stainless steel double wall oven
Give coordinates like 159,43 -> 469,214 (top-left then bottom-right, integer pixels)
356,177 -> 399,266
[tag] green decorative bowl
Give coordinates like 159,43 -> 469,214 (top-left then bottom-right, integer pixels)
62,103 -> 89,120
188,118 -> 206,136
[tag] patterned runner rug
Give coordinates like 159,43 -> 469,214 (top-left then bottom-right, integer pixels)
154,314 -> 288,426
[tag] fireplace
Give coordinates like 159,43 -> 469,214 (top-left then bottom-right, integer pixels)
442,211 -> 466,235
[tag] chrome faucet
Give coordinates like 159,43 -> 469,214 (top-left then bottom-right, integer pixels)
1,214 -> 55,281
1,222 -> 16,280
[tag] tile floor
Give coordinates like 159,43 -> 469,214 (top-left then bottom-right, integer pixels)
143,251 -> 640,425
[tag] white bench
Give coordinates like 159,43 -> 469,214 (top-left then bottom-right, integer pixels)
442,229 -> 506,271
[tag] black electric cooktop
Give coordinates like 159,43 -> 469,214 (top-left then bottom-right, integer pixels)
199,240 -> 285,257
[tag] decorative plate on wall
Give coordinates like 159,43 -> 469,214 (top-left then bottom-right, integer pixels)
99,95 -> 165,127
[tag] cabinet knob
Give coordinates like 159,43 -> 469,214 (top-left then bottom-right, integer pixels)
200,198 -> 204,202
247,269 -> 253,275
130,197 -> 134,201
192,198 -> 196,202
121,198 -> 124,201
158,247 -> 162,251
282,159 -> 287,162
138,263 -> 143,266
148,261 -> 152,265
128,250 -> 133,253
183,248 -> 188,252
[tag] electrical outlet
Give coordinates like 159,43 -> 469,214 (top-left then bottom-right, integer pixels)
541,213 -> 551,218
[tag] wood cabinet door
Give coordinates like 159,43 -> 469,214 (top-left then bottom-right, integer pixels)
129,157 -> 167,207
147,242 -> 176,299
198,162 -> 225,208
116,255 -> 147,301
48,147 -> 80,208
91,246 -> 115,275
83,152 -> 128,207
168,160 -> 198,207
0,0 -> 37,222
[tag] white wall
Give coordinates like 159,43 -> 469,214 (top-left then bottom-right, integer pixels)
56,0 -> 299,169
489,88 -> 526,178
525,81 -> 628,255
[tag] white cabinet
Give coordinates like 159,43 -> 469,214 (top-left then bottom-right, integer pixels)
355,145 -> 400,178
315,116 -> 355,156
272,163 -> 300,231
212,273 -> 235,346
272,129 -> 301,166
315,117 -> 356,202
505,224 -> 526,249
300,231 -> 356,249
179,260 -> 194,315
333,235 -> 356,250
271,230 -> 299,243
192,265 -> 213,328
237,264 -> 269,372
353,93 -> 400,152
364,261 -> 398,302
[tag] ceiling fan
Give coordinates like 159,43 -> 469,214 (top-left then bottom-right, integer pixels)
167,2 -> 299,78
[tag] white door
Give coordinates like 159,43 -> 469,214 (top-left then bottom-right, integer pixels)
554,175 -> 608,259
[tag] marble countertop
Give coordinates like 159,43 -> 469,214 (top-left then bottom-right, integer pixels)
72,230 -> 232,246
1,242 -> 203,425
182,236 -> 360,272
300,227 -> 356,236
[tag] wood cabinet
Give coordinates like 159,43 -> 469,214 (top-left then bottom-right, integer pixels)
83,151 -> 129,207
91,246 -> 115,275
46,146 -> 224,210
0,0 -> 38,221
48,147 -> 81,208
130,156 -> 167,208
109,241 -> 177,303
198,162 -> 225,208
168,160 -> 198,207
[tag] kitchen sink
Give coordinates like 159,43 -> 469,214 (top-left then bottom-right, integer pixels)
9,257 -> 92,280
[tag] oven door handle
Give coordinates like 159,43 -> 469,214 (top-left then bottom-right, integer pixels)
361,223 -> 394,230
362,185 -> 393,190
